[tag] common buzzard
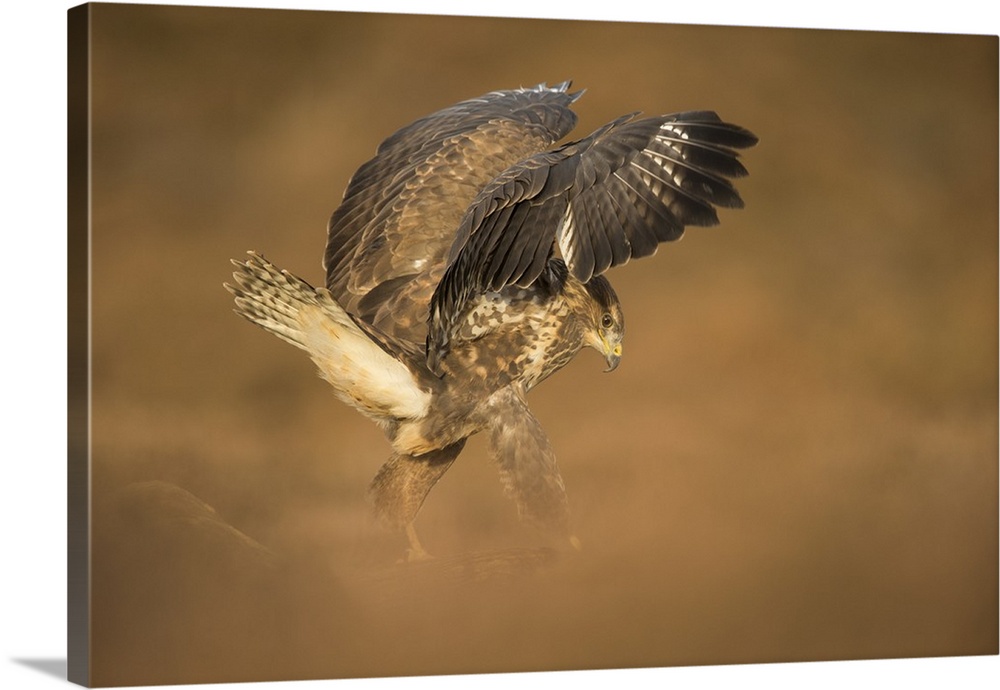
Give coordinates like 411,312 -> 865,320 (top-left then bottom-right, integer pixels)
226,82 -> 756,560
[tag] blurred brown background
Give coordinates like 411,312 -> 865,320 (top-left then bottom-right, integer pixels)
83,3 -> 997,687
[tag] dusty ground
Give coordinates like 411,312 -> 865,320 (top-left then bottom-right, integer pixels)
80,5 -> 997,687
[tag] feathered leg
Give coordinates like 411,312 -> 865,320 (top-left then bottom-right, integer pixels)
368,440 -> 466,560
487,389 -> 578,548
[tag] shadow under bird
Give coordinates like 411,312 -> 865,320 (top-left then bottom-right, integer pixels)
226,81 -> 757,561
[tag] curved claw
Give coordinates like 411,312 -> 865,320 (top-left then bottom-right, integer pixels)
403,523 -> 433,562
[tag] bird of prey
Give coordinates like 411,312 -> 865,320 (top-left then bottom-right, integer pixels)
226,82 -> 756,560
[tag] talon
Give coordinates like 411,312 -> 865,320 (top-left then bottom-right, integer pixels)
402,546 -> 433,563
402,523 -> 432,562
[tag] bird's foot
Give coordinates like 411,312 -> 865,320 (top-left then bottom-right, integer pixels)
400,545 -> 434,563
397,522 -> 433,563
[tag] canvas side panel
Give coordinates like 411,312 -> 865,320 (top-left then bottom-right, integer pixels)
67,4 -> 91,687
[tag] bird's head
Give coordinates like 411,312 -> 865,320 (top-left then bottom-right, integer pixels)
581,275 -> 625,372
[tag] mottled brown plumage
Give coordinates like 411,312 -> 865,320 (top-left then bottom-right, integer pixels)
227,82 -> 756,559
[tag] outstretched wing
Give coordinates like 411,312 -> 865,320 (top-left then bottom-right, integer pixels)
323,82 -> 582,347
428,111 -> 758,365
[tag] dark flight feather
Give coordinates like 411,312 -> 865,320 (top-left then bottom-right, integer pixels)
426,110 -> 757,369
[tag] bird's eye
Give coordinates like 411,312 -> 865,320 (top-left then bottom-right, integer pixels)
601,313 -> 614,329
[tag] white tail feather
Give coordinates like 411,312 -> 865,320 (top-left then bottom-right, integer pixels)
226,252 -> 430,421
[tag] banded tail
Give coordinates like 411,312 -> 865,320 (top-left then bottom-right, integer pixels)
225,252 -> 431,422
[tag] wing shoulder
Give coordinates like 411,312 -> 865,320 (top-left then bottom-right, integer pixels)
322,82 -> 583,334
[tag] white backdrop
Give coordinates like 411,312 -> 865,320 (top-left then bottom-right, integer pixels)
2,1 -> 996,689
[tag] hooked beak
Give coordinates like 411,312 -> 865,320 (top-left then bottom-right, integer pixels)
603,341 -> 622,373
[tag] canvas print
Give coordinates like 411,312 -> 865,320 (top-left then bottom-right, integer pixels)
68,3 -> 998,687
